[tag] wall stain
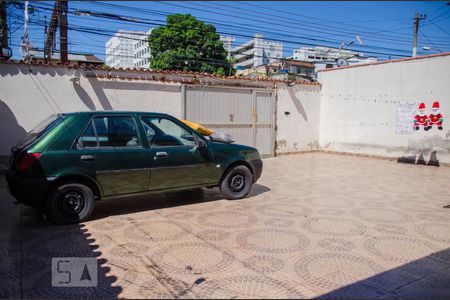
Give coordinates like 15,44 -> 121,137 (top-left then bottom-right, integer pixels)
307,141 -> 321,150
407,135 -> 450,154
276,139 -> 287,149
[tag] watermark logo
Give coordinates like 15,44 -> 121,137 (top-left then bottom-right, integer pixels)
52,257 -> 98,287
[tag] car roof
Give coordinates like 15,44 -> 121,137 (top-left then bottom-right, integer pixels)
64,111 -> 172,117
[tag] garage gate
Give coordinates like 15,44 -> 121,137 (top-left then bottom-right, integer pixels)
185,86 -> 276,157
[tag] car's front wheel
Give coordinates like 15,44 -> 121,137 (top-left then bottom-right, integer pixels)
220,165 -> 253,200
45,182 -> 95,224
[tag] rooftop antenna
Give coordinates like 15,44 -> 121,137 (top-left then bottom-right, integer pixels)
339,35 -> 363,51
356,35 -> 364,45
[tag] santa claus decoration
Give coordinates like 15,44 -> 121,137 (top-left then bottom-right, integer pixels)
414,102 -> 429,131
428,101 -> 444,130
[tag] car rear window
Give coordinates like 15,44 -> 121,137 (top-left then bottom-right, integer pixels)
15,114 -> 66,149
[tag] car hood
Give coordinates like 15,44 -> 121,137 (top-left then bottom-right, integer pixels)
209,141 -> 260,160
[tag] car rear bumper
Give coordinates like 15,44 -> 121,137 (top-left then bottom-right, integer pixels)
249,159 -> 263,183
5,171 -> 50,207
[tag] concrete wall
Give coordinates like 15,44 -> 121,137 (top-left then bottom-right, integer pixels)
0,63 -> 182,155
0,62 -> 321,158
275,84 -> 321,154
318,54 -> 450,163
3,55 -> 449,164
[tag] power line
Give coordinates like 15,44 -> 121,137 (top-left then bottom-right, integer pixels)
16,0 -> 450,45
70,2 -> 450,49
144,1 -> 418,47
235,1 -> 411,29
82,0 -> 440,49
202,1 -> 450,42
8,6 -> 417,58
201,1 -> 413,39
12,12 -> 415,60
428,18 -> 450,36
419,29 -> 444,51
9,1 -> 445,64
72,8 -> 421,55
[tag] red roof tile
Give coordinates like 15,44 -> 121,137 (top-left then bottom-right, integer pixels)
0,59 -> 320,86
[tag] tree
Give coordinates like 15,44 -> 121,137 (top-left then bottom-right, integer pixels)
149,14 -> 235,75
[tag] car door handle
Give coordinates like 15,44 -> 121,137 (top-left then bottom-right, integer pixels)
80,155 -> 94,161
154,151 -> 168,159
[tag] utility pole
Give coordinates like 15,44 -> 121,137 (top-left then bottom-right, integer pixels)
0,0 -> 12,59
412,13 -> 426,57
0,0 -> 8,49
21,0 -> 30,60
59,0 -> 68,63
44,0 -> 68,63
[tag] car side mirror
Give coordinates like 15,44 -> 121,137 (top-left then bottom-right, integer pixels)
194,135 -> 207,148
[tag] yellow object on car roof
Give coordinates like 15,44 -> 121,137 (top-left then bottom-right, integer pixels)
179,119 -> 214,136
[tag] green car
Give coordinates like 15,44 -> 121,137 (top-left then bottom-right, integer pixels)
6,111 -> 262,224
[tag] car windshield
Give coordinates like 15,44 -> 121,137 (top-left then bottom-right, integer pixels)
15,114 -> 66,149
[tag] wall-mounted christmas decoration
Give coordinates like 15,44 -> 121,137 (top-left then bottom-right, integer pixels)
428,101 -> 444,130
414,102 -> 429,131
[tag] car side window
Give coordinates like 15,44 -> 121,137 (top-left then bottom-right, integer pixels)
79,121 -> 98,148
79,116 -> 141,148
141,120 -> 156,145
141,117 -> 195,147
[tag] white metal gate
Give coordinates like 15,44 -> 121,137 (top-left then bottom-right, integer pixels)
185,86 -> 275,157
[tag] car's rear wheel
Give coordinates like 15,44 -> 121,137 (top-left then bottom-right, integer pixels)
46,182 -> 95,224
220,165 -> 253,200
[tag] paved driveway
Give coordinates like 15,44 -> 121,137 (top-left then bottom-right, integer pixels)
1,153 -> 449,298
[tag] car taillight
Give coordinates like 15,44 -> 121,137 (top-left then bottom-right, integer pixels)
16,152 -> 41,173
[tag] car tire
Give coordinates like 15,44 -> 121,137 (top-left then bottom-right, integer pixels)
220,165 -> 253,200
46,182 -> 95,225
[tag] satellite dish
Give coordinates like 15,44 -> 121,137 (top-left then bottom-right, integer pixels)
336,58 -> 349,67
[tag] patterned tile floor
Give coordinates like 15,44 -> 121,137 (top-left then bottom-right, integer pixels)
1,153 -> 450,298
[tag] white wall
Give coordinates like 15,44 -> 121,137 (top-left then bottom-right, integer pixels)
3,56 -> 449,163
0,62 -> 321,158
0,63 -> 182,155
318,54 -> 450,163
275,84 -> 321,154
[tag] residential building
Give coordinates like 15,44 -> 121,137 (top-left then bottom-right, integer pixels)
229,34 -> 283,74
105,30 -> 150,68
292,46 -> 378,78
220,35 -> 235,57
267,59 -> 315,81
134,29 -> 152,69
238,59 -> 315,81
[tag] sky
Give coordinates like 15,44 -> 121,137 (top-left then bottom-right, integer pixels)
6,1 -> 450,62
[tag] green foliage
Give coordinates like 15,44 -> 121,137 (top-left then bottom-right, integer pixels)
149,14 -> 235,75
287,73 -> 298,81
